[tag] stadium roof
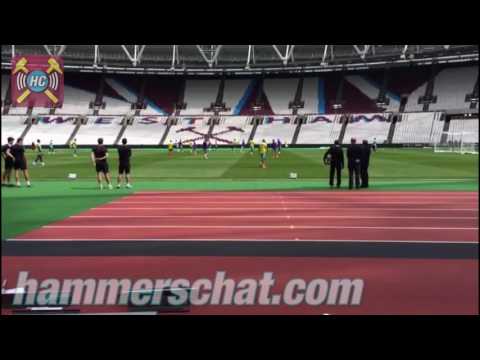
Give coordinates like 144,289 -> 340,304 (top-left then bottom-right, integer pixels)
1,45 -> 478,75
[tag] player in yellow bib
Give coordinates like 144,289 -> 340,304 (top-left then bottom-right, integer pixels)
167,141 -> 174,157
70,138 -> 78,157
259,139 -> 268,169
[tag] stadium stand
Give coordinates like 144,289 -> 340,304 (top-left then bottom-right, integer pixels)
141,77 -> 182,116
345,75 -> 401,113
165,116 -> 211,143
99,77 -> 136,116
263,78 -> 298,114
213,116 -> 254,144
298,77 -> 321,115
55,85 -> 95,115
429,66 -> 478,112
7,106 -> 29,115
1,74 -> 9,104
222,79 -> 252,115
449,118 -> 480,143
180,80 -> 219,115
74,116 -> 124,145
122,116 -> 169,145
253,116 -> 296,143
392,112 -> 444,144
296,115 -> 338,144
343,113 -> 391,143
23,116 -> 77,145
1,116 -> 28,144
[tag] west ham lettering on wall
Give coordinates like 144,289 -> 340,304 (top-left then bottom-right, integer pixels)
11,55 -> 64,108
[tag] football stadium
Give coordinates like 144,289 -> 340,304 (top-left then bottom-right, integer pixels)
1,45 -> 478,315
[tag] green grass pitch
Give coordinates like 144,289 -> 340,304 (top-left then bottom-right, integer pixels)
1,147 -> 478,239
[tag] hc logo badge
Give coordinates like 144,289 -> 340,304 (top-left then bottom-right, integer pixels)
11,55 -> 64,108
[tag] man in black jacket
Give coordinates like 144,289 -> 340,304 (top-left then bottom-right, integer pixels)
347,138 -> 362,190
323,140 -> 344,188
360,140 -> 372,188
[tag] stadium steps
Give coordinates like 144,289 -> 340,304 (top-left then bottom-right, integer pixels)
207,121 -> 216,137
114,123 -> 129,145
338,116 -> 349,144
134,78 -> 147,116
387,115 -> 398,144
289,78 -> 304,115
159,124 -> 172,145
2,81 -> 12,115
468,79 -> 478,110
92,76 -> 105,116
439,115 -> 451,144
67,121 -> 83,146
291,119 -> 303,145
419,65 -> 439,112
19,110 -> 35,140
248,121 -> 259,143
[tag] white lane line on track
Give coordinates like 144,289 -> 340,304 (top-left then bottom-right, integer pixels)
70,215 -> 479,220
7,238 -> 478,244
110,201 -> 478,205
129,195 -> 478,199
91,207 -> 479,211
42,225 -> 478,230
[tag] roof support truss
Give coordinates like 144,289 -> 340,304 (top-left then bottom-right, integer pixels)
353,45 -> 371,60
121,45 -> 146,67
272,45 -> 295,65
196,45 -> 223,68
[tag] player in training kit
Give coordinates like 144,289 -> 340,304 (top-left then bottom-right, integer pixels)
32,140 -> 45,167
49,140 -> 55,154
249,140 -> 255,156
117,138 -> 132,189
2,137 -> 15,186
91,138 -> 112,190
202,138 -> 210,159
9,138 -> 31,187
271,139 -> 278,159
277,139 -> 282,156
347,138 -> 362,190
372,138 -> 377,152
259,139 -> 268,169
192,140 -> 197,156
70,138 -> 78,157
241,140 -> 245,152
167,140 -> 174,157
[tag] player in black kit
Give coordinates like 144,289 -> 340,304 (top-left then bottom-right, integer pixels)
117,138 -> 132,189
360,140 -> 372,188
91,138 -> 113,190
346,138 -> 362,190
323,140 -> 344,188
2,137 -> 15,186
9,138 -> 31,187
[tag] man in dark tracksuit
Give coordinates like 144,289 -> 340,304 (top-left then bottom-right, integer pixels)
323,140 -> 344,188
347,138 -> 362,190
360,140 -> 371,188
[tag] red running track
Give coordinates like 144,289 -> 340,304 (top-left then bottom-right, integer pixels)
11,191 -> 479,243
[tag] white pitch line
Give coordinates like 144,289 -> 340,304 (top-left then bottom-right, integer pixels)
7,238 -> 478,244
42,225 -> 478,230
70,215 -> 478,220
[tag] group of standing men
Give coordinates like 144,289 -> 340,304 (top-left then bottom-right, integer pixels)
323,138 -> 373,189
